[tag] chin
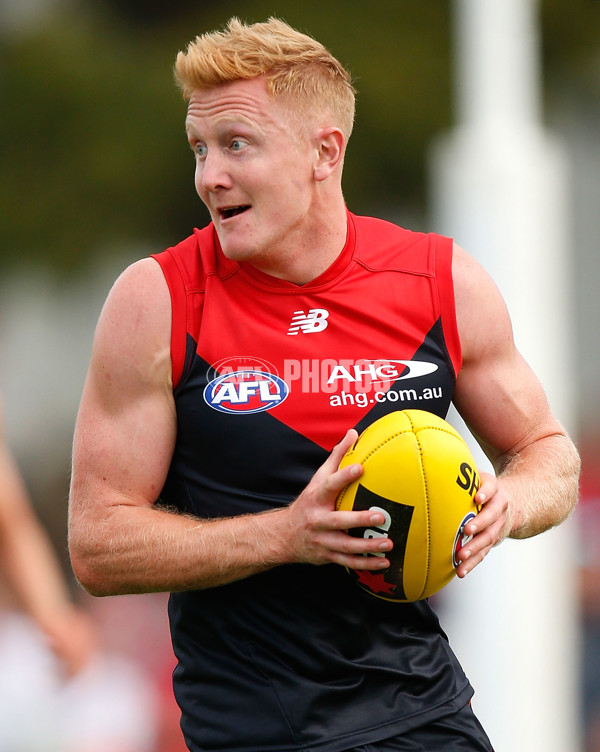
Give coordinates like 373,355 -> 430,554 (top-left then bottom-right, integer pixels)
219,241 -> 258,263
218,239 -> 246,258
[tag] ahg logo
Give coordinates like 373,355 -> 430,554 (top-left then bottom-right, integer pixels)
287,308 -> 329,335
327,359 -> 438,384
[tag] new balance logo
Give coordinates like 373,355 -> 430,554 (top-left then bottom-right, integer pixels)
287,308 -> 330,335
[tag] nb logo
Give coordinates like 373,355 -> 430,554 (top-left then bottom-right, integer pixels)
287,308 -> 329,335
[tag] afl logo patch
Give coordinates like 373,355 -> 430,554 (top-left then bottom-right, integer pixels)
203,369 -> 289,414
452,512 -> 477,569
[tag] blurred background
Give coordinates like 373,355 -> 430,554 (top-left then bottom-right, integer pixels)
0,0 -> 599,750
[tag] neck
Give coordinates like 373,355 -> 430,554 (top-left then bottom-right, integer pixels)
254,200 -> 348,285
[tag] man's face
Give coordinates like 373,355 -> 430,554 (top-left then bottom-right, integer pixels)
185,77 -> 319,278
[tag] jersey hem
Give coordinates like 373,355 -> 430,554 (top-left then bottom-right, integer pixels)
184,683 -> 474,752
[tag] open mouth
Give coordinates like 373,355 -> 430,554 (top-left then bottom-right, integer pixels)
220,205 -> 250,220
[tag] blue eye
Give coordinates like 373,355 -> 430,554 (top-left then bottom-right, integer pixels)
195,143 -> 207,158
230,139 -> 247,152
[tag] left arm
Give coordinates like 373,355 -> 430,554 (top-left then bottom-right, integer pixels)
451,244 -> 580,575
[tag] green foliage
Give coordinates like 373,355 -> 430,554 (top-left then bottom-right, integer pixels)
0,6 -> 202,272
541,0 -> 600,74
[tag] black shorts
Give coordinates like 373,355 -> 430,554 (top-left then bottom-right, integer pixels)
346,702 -> 493,752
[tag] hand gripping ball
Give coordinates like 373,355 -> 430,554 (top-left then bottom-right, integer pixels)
336,410 -> 481,602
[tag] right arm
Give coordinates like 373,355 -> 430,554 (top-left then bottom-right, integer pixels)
68,258 -> 392,596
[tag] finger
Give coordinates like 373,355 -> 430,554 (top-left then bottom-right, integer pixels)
465,495 -> 507,538
329,507 -> 389,531
319,527 -> 393,556
455,527 -> 493,564
333,552 -> 391,570
455,541 -> 493,578
455,516 -> 505,576
320,534 -> 392,569
311,429 -> 362,494
318,429 -> 359,477
336,427 -> 359,456
324,461 -> 363,496
474,472 -> 498,507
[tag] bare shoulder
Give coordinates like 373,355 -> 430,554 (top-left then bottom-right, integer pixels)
72,256 -> 176,503
97,257 -> 171,345
90,257 -> 172,396
452,243 -> 514,366
451,242 -> 563,462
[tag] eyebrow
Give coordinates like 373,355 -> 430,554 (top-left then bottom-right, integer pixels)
185,115 -> 264,146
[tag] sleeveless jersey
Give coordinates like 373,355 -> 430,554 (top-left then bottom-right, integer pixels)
151,211 -> 472,752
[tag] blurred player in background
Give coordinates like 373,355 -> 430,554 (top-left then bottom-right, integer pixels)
0,397 -> 167,751
68,17 -> 580,752
0,397 -> 95,675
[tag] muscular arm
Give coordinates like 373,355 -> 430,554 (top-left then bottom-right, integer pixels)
451,244 -> 580,572
68,259 -> 393,597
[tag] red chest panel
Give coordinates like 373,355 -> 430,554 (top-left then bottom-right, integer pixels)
154,212 -> 460,457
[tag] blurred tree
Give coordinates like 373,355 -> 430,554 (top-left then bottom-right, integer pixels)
0,6 -> 202,273
541,0 -> 600,75
92,0 -> 211,26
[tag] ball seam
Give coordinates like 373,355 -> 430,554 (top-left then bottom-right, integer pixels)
413,431 -> 431,600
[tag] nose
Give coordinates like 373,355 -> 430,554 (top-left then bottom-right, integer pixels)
197,149 -> 232,194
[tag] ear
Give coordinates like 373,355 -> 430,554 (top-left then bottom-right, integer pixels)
313,127 -> 345,181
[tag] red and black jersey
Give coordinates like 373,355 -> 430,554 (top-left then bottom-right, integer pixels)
151,211 -> 472,752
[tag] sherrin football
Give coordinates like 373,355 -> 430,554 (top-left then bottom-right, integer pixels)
336,409 -> 481,603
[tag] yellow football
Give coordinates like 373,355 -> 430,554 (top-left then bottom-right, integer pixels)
336,409 -> 481,602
